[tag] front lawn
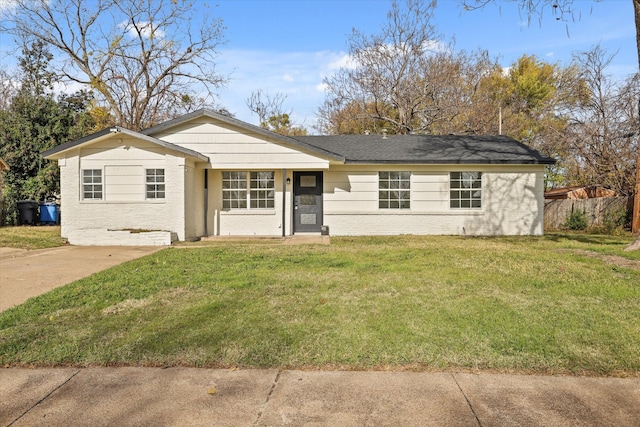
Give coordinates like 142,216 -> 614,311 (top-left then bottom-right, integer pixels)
1,234 -> 638,375
0,226 -> 66,249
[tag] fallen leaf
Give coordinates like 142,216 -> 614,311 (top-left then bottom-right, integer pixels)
207,388 -> 217,395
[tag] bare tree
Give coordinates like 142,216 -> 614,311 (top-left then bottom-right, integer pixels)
562,46 -> 639,196
2,0 -> 228,131
320,0 -> 440,134
247,90 -> 289,126
246,90 -> 307,136
462,0 -> 640,247
0,68 -> 19,111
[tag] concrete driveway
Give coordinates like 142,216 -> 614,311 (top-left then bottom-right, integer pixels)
0,245 -> 164,312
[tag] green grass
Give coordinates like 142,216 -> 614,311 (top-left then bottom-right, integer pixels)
0,226 -> 67,249
1,234 -> 639,375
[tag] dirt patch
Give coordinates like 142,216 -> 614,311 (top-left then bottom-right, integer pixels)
102,298 -> 152,315
570,249 -> 640,271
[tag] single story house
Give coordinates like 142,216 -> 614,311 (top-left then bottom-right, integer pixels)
42,109 -> 555,245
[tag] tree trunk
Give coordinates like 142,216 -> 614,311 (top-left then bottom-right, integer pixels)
627,0 -> 640,250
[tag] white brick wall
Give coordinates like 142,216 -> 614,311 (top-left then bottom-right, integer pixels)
57,141 -> 193,245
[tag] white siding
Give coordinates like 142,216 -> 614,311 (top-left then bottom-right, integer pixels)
322,165 -> 545,236
206,169 -> 289,236
154,120 -> 330,169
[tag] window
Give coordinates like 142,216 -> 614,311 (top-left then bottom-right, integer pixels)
379,171 -> 411,209
250,171 -> 275,208
82,169 -> 102,200
146,169 -> 165,199
450,172 -> 482,209
222,171 -> 247,209
222,171 -> 275,209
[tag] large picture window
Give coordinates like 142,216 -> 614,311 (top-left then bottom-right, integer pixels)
379,171 -> 411,209
82,169 -> 102,200
146,169 -> 165,199
223,171 -> 275,209
450,172 -> 482,209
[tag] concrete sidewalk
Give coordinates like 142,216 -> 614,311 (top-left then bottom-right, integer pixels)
1,367 -> 639,426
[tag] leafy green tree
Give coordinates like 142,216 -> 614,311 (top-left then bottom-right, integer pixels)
0,42 -> 96,224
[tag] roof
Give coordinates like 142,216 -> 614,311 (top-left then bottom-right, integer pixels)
41,110 -> 555,166
42,126 -> 210,162
545,185 -> 617,199
295,134 -> 556,165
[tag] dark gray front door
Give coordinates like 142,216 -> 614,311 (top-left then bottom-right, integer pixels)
293,171 -> 323,233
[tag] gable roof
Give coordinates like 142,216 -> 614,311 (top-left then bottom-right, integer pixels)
296,134 -> 556,165
42,126 -> 210,162
141,109 -> 345,162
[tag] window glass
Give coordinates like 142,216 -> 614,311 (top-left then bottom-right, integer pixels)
82,169 -> 102,200
223,171 -> 275,209
450,172 -> 482,209
146,169 -> 165,199
379,172 -> 410,209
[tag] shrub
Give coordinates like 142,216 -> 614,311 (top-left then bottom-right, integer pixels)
564,209 -> 588,230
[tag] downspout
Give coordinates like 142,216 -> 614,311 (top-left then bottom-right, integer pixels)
282,169 -> 287,237
204,169 -> 208,237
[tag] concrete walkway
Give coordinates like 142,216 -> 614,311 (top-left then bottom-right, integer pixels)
2,367 -> 639,426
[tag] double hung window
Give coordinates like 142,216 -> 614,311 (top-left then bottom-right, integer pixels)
146,169 -> 165,199
379,171 -> 411,209
450,172 -> 482,209
82,169 -> 102,200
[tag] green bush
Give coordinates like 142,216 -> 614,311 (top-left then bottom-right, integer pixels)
564,209 -> 588,230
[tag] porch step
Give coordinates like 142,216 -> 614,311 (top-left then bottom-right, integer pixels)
200,234 -> 330,245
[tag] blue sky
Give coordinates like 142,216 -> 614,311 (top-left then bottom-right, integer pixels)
213,0 -> 637,129
1,0 -> 636,131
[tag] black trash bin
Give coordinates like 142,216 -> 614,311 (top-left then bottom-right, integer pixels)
17,200 -> 39,225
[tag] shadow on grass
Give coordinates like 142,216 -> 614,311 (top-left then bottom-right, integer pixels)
544,232 -> 633,246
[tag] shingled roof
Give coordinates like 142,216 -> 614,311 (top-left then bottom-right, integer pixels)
295,134 -> 556,165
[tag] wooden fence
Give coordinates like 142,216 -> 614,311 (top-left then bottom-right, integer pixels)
544,197 -> 632,230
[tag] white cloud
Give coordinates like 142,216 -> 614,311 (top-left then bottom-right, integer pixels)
215,49 -> 349,129
118,20 -> 166,40
0,0 -> 17,13
327,53 -> 355,71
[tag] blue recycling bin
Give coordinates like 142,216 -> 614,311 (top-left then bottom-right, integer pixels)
39,203 -> 60,225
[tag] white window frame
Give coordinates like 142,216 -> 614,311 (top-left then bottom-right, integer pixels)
379,171 -> 411,209
82,169 -> 102,200
223,171 -> 275,210
145,168 -> 165,199
249,171 -> 275,209
450,172 -> 482,209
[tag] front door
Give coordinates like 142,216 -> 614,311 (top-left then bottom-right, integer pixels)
293,171 -> 323,233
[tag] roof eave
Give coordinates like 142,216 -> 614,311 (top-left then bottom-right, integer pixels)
344,159 -> 557,165
42,126 -> 210,163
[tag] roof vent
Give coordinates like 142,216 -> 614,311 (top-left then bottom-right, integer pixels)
382,129 -> 388,139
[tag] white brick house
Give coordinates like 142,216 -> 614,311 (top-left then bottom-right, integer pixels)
43,109 -> 555,245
